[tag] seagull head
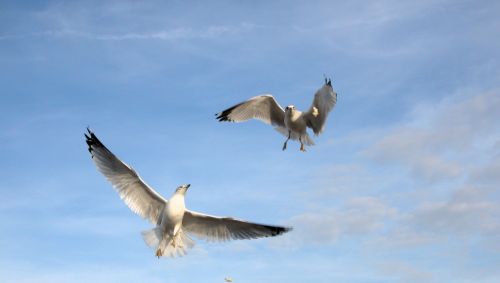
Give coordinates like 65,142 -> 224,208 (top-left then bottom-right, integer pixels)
175,184 -> 190,195
285,105 -> 295,112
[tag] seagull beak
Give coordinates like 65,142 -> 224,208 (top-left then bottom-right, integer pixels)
186,184 -> 191,189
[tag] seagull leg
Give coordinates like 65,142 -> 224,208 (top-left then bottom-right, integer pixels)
156,236 -> 166,258
299,137 -> 306,152
282,131 -> 291,151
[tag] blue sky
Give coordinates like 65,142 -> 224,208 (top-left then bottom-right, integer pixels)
1,0 -> 499,282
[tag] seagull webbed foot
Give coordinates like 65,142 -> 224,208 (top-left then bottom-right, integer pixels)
156,248 -> 162,258
300,144 -> 306,152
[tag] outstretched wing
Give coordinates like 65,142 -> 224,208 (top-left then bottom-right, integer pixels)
216,95 -> 286,128
85,129 -> 167,225
182,209 -> 292,241
303,80 -> 338,135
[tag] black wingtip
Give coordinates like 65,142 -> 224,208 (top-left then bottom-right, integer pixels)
215,112 -> 226,121
216,112 -> 233,122
280,226 -> 293,234
266,225 -> 293,237
215,103 -> 242,122
85,128 -> 94,156
85,127 -> 105,156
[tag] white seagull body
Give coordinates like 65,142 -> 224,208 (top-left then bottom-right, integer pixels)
216,78 -> 338,151
85,129 -> 291,258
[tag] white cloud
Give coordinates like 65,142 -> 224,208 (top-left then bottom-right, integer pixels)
365,89 -> 500,182
408,186 -> 500,237
280,196 -> 396,247
362,88 -> 500,243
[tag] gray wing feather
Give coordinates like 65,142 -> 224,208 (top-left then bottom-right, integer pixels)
85,129 -> 167,225
182,209 -> 292,242
216,95 -> 286,128
303,82 -> 338,135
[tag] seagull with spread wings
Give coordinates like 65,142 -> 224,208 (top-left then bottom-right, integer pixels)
216,78 -> 338,151
85,129 -> 291,258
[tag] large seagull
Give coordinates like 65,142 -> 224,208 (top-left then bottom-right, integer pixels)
85,129 -> 291,258
216,78 -> 338,151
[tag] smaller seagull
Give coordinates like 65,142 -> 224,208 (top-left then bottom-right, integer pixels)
216,78 -> 338,151
85,129 -> 292,258
224,277 -> 234,282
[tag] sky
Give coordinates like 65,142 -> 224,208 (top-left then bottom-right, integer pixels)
1,0 -> 499,282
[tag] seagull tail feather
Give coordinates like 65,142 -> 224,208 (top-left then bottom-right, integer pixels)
142,228 -> 195,258
141,227 -> 162,248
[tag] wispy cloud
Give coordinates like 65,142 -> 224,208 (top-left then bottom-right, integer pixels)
272,196 -> 396,249
365,89 -> 500,182
408,186 -> 499,236
0,23 -> 256,41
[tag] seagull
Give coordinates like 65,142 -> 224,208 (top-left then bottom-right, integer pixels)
224,277 -> 234,282
85,129 -> 292,258
216,78 -> 338,152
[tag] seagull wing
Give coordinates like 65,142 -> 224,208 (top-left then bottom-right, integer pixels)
216,95 -> 286,128
182,209 -> 292,241
85,129 -> 167,225
303,81 -> 338,135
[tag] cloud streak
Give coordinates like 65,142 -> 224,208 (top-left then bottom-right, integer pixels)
0,23 -> 256,41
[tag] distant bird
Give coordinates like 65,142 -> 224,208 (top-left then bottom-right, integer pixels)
216,78 -> 338,151
85,129 -> 292,257
224,277 -> 234,282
